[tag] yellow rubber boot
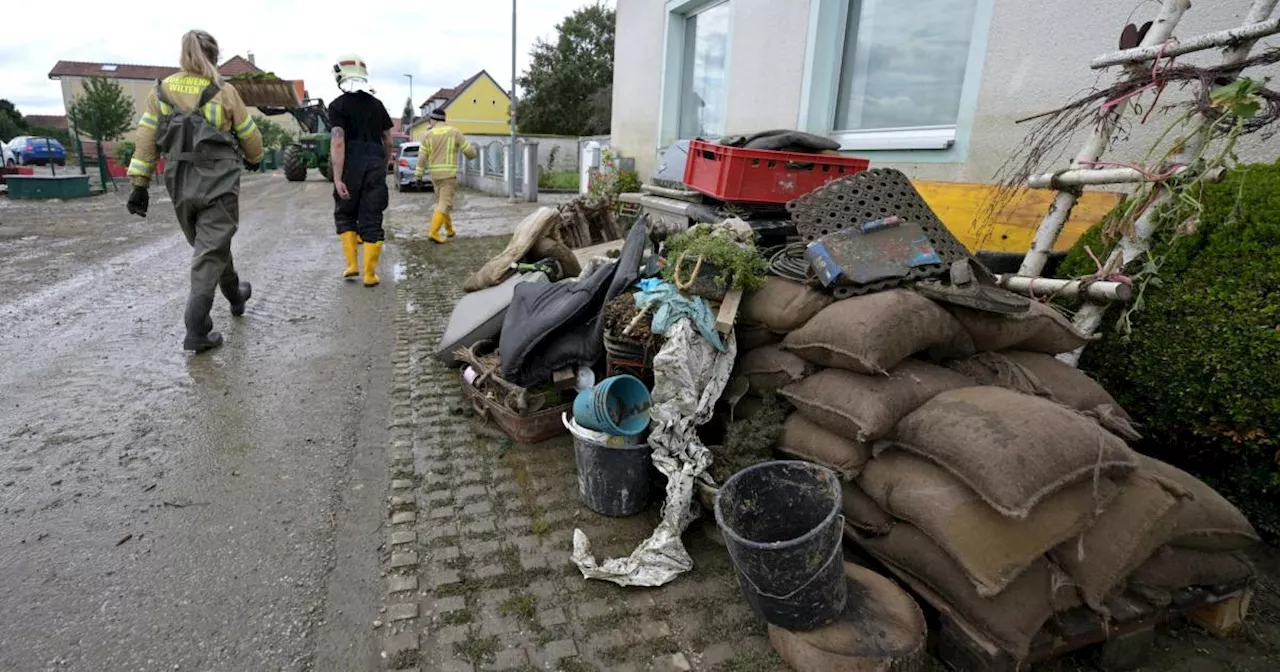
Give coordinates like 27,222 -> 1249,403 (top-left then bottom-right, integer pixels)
443,212 -> 456,238
363,241 -> 384,287
340,231 -> 360,279
428,211 -> 449,244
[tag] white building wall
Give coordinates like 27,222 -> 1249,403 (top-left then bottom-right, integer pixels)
611,0 -> 1280,184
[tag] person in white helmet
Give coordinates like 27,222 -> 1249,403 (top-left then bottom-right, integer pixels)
329,54 -> 394,286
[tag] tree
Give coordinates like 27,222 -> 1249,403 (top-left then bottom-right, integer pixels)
254,115 -> 295,151
0,99 -> 27,142
67,76 -> 134,143
402,98 -> 414,129
516,4 -> 615,136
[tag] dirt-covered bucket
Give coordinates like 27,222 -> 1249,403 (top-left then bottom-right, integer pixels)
714,460 -> 846,631
564,415 -> 653,517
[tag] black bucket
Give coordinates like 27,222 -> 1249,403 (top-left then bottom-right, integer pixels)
714,460 -> 846,631
568,417 -> 653,517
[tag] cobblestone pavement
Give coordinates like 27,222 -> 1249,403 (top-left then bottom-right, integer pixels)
373,229 -> 788,672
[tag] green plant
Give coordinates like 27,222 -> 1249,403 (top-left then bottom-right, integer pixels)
546,144 -> 559,173
67,76 -> 134,143
253,115 -> 295,151
538,171 -> 579,190
663,224 -> 769,292
1063,160 -> 1280,537
113,140 -> 135,165
588,148 -> 641,199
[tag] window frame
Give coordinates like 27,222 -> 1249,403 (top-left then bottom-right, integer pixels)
658,0 -> 733,148
798,0 -> 994,157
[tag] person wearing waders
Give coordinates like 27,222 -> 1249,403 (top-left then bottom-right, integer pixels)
329,54 -> 395,286
412,109 -> 477,244
126,30 -> 263,353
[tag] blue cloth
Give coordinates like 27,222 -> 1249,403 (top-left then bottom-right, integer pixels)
633,280 -> 725,351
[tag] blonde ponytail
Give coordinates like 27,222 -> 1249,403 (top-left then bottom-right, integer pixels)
180,30 -> 220,81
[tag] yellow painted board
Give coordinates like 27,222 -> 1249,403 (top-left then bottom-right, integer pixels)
911,180 -> 1123,254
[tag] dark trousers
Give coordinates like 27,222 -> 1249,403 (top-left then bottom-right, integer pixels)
174,194 -> 240,303
334,149 -> 388,243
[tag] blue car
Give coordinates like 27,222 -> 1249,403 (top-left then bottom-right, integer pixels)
10,136 -> 67,166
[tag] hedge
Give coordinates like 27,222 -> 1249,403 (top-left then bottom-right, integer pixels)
1060,160 -> 1280,537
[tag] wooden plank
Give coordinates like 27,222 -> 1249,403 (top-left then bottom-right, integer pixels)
1190,587 -> 1253,637
716,288 -> 743,335
552,368 -> 576,392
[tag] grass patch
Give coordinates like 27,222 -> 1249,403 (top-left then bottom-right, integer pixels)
389,649 -> 420,669
555,658 -> 598,672
452,631 -> 499,665
538,171 -> 580,191
440,609 -> 475,626
711,649 -> 787,672
500,591 -> 538,622
601,638 -> 680,664
530,517 -> 550,535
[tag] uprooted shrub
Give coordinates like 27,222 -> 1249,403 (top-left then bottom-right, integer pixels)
1059,160 -> 1280,538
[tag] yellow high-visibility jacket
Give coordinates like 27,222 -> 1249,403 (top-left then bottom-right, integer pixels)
413,123 -> 477,181
128,71 -> 264,188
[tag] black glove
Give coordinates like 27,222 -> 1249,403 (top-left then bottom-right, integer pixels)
244,157 -> 260,171
126,187 -> 149,218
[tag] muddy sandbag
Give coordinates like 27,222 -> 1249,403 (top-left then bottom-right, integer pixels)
842,480 -> 895,536
737,319 -> 782,351
767,562 -> 926,672
860,451 -> 1119,598
944,351 -> 1050,398
737,345 -> 813,396
784,290 -> 970,375
781,361 -> 972,442
464,207 -> 561,291
776,414 -> 872,479
857,523 -> 1080,660
947,301 -> 1089,354
1050,472 -> 1190,612
1001,351 -> 1131,420
740,277 -> 833,333
1138,456 -> 1261,551
1130,546 -> 1255,590
889,386 -> 1138,519
529,236 -> 582,280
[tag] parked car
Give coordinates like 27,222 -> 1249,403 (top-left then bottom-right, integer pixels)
395,142 -> 432,192
1,140 -> 15,167
388,132 -> 411,172
9,136 -> 67,166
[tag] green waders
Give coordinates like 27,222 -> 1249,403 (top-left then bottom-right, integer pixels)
155,80 -> 251,352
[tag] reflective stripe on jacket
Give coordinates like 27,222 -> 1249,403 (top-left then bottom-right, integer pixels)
413,124 -> 476,180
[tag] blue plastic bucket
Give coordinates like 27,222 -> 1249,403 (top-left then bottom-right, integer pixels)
572,375 -> 651,436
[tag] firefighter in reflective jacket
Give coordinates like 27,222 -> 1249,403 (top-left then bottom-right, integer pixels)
413,109 -> 477,244
126,29 -> 263,353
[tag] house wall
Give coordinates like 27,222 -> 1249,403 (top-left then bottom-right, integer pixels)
612,0 -> 1280,184
441,75 -> 512,136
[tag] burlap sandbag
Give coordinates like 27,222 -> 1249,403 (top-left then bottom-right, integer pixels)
944,352 -> 1050,398
781,361 -> 972,442
860,451 -> 1119,597
740,277 -> 833,333
857,523 -> 1080,660
776,413 -> 872,479
737,319 -> 782,351
767,562 -> 926,672
842,480 -> 895,536
1130,545 -> 1255,590
1138,455 -> 1261,551
1001,351 -> 1132,420
737,345 -> 813,396
888,386 -> 1138,519
463,207 -> 561,291
1050,471 -> 1190,612
783,290 -> 971,375
947,301 -> 1089,354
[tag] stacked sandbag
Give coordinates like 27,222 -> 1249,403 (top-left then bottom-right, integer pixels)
730,278 -> 831,407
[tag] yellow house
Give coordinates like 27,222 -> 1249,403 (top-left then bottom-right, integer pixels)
410,70 -> 511,138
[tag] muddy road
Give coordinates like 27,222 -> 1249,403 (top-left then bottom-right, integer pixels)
0,174 -> 399,670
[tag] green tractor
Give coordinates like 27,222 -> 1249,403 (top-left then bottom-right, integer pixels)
264,99 -> 332,182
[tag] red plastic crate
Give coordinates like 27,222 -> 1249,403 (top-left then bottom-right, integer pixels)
682,139 -> 870,204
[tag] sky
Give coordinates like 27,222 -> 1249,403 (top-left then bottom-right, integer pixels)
1,0 -> 607,116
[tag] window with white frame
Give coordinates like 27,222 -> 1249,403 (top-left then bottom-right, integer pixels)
677,1 -> 731,140
804,0 -> 984,151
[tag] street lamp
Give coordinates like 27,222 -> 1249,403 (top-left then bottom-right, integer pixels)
508,0 -> 518,201
403,73 -> 414,124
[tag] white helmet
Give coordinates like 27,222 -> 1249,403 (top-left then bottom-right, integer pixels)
333,53 -> 371,92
